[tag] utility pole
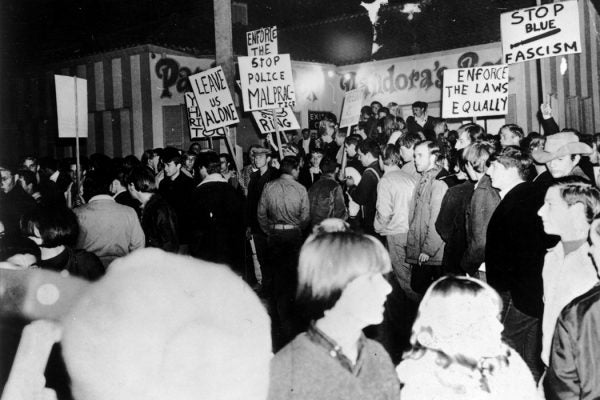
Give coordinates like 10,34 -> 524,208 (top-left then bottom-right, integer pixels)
213,0 -> 237,151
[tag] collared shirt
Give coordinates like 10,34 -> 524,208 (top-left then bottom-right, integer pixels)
307,322 -> 366,376
257,174 -> 309,234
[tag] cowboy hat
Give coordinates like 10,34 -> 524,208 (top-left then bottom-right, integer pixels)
531,132 -> 591,164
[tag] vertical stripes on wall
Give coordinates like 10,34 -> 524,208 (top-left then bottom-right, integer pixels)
140,52 -> 155,150
130,54 -> 144,157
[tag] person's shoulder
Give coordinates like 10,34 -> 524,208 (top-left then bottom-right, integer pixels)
561,283 -> 600,322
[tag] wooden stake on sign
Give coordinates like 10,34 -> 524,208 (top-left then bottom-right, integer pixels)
472,116 -> 477,124
208,137 -> 214,150
339,126 -> 350,181
273,109 -> 284,160
74,76 -> 81,196
223,127 -> 240,176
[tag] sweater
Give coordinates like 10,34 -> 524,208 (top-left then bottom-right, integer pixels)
268,333 -> 400,400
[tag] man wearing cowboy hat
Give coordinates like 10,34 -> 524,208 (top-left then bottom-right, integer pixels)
532,132 -> 593,181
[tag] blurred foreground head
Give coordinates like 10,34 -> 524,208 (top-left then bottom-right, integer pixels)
61,248 -> 272,400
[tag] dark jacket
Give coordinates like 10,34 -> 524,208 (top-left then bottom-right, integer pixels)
308,175 -> 348,227
141,194 -> 179,252
544,283 -> 600,400
435,181 -> 474,275
190,179 -> 246,274
485,181 -> 546,318
406,115 -> 437,141
158,172 -> 194,243
39,247 -> 105,281
350,161 -> 382,235
460,175 -> 500,276
0,185 -> 38,236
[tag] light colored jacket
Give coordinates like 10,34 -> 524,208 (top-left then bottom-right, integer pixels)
406,167 -> 448,265
374,166 -> 416,235
541,241 -> 599,366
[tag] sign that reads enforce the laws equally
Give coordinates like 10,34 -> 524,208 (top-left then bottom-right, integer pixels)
247,26 -> 278,56
339,88 -> 364,128
501,1 -> 581,64
238,54 -> 296,112
189,66 -> 239,131
442,65 -> 509,119
184,92 -> 226,138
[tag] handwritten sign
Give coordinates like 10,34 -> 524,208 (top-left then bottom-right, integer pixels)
251,108 -> 300,134
339,88 -> 364,128
442,65 -> 509,118
501,1 -> 581,64
247,26 -> 278,56
184,93 -> 225,138
189,66 -> 239,131
238,54 -> 296,112
308,111 -> 332,131
55,75 -> 88,138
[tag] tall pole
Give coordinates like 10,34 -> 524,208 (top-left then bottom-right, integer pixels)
214,0 -> 237,153
74,77 -> 81,193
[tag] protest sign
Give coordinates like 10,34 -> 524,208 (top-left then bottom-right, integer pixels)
339,88 -> 364,128
55,75 -> 88,138
442,65 -> 509,119
501,1 -> 581,64
246,26 -> 278,56
184,92 -> 226,138
189,66 -> 239,131
308,111 -> 332,131
252,108 -> 300,134
238,54 -> 296,112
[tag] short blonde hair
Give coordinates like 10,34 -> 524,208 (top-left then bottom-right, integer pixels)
296,231 -> 391,321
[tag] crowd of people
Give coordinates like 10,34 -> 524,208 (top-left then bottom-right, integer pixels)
2,99 -> 600,399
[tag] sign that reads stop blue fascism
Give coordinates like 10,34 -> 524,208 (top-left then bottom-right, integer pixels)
442,65 -> 509,119
189,66 -> 239,131
238,54 -> 296,112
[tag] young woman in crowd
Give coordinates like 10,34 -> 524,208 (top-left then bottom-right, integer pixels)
397,275 -> 538,400
268,229 -> 400,400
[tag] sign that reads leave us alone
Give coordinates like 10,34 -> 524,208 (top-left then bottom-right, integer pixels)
501,1 -> 581,64
238,54 -> 297,112
189,66 -> 239,131
442,65 -> 509,119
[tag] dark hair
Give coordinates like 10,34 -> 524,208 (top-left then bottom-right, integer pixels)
370,101 -> 382,108
358,138 -> 382,159
161,147 -> 182,165
195,151 -> 221,174
126,167 -> 157,193
459,123 -> 486,143
491,145 -> 532,180
141,149 -> 159,167
21,205 -> 79,248
39,157 -> 59,176
412,101 -> 428,111
379,107 -> 389,116
499,124 -> 525,140
123,155 -> 141,171
82,170 -> 112,201
399,132 -> 422,149
188,142 -> 201,154
20,155 -> 38,169
280,156 -> 300,175
89,153 -> 112,174
219,153 -> 236,172
360,106 -> 373,118
0,236 -> 41,263
319,157 -> 338,174
345,134 -> 362,147
382,144 -> 402,166
18,169 -> 37,189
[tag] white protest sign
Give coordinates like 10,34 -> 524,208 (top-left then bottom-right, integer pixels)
55,75 -> 88,138
189,66 -> 239,131
247,26 -> 278,56
339,88 -> 364,128
238,54 -> 296,112
501,1 -> 581,64
251,108 -> 300,134
442,65 -> 509,119
184,92 -> 225,138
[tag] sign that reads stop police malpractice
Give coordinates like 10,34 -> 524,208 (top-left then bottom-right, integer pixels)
501,1 -> 581,64
442,65 -> 509,119
188,66 -> 239,131
247,26 -> 278,56
238,54 -> 297,112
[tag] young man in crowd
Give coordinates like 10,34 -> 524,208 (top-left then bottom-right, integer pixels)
258,155 -> 309,345
318,120 -> 340,160
398,133 -> 422,179
406,140 -> 448,294
406,101 -> 436,140
110,167 -> 139,210
189,151 -> 246,277
348,139 -> 383,236
499,124 -> 524,148
485,146 -> 547,381
74,170 -> 145,267
158,147 -> 194,251
0,165 -> 37,236
299,148 -> 323,189
298,128 -> 316,158
375,144 -> 417,299
308,156 -> 347,228
532,131 -> 593,181
127,167 -> 179,253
